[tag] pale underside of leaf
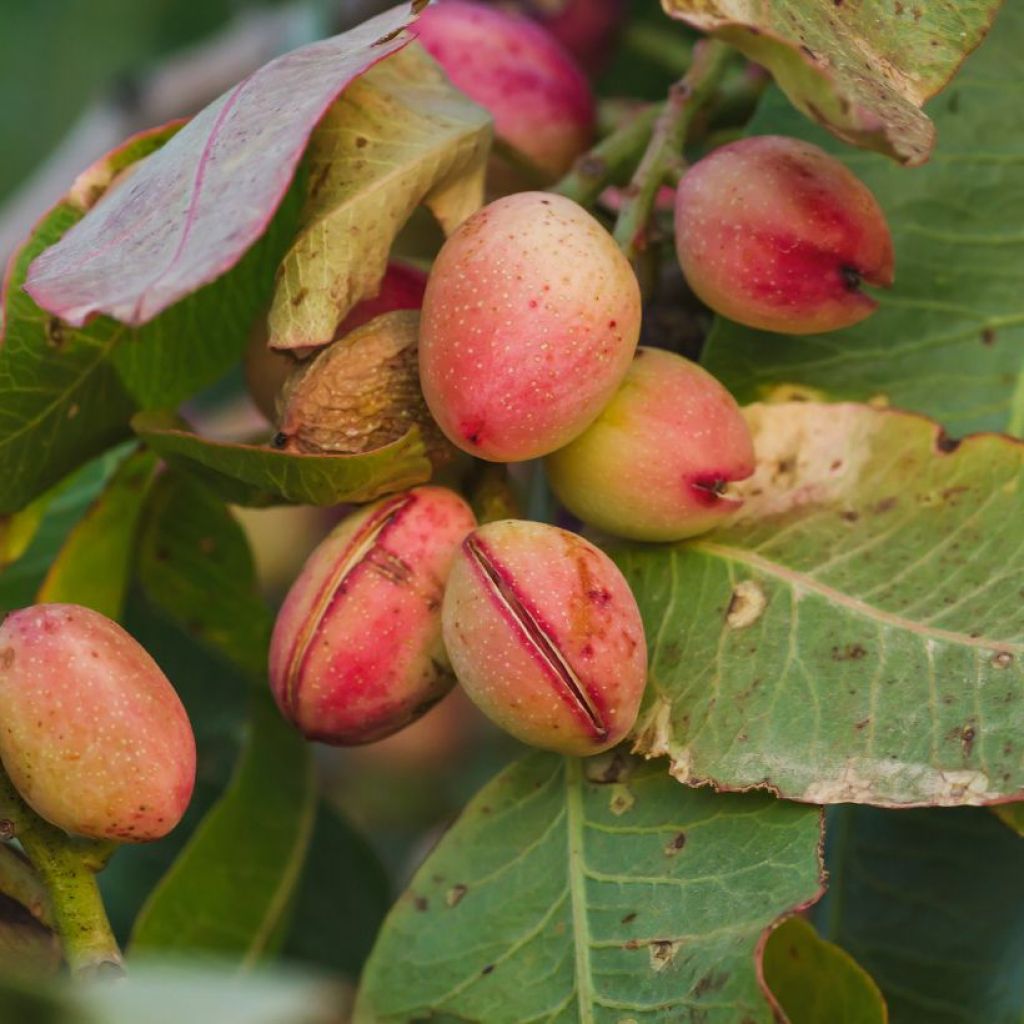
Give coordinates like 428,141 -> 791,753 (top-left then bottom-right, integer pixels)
661,0 -> 1003,164
355,752 -> 823,1024
619,402 -> 1024,808
24,3 -> 420,327
268,42 -> 491,351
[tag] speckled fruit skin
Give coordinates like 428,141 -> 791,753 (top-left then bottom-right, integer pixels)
419,192 -> 641,462
269,486 -> 476,745
442,520 -> 647,756
0,605 -> 196,842
674,135 -> 894,335
545,347 -> 756,541
415,0 -> 594,177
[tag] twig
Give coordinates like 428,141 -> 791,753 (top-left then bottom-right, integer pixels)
0,843 -> 53,929
552,103 -> 661,208
0,771 -> 122,978
612,39 -> 731,262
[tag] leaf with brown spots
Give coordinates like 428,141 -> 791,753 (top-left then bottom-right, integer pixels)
615,402 -> 1024,807
661,0 -> 1002,164
355,752 -> 822,1023
268,42 -> 491,352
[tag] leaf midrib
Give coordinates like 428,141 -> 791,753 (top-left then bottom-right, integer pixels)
692,540 -> 1021,654
564,757 -> 595,1024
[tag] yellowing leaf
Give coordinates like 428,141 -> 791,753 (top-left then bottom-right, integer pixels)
661,0 -> 1002,164
268,43 -> 491,351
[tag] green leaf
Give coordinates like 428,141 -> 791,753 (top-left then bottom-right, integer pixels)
763,916 -> 887,1024
0,125 -> 302,515
661,0 -> 1001,165
0,445 -> 132,614
702,4 -> 1024,438
616,402 -> 1023,807
128,469 -> 315,962
991,802 -> 1024,836
268,42 -> 490,351
816,805 -> 1024,1023
282,802 -> 392,979
132,411 -> 432,507
36,448 -> 157,618
135,470 -> 269,677
355,751 -> 823,1023
130,693 -> 315,964
0,492 -> 52,571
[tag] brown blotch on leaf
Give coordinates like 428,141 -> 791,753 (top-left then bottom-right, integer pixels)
413,895 -> 428,912
446,883 -> 468,908
694,970 -> 729,996
276,311 -> 454,468
664,832 -> 687,856
981,327 -> 996,346
621,911 -> 637,924
832,643 -> 867,662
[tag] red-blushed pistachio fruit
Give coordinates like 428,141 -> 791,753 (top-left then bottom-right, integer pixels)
498,0 -> 627,77
414,0 -> 594,178
245,262 -> 428,423
269,486 -> 477,745
0,605 -> 196,842
674,135 -> 894,335
419,192 -> 641,462
545,347 -> 755,541
442,519 -> 647,756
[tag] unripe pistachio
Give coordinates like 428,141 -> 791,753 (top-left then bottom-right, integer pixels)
442,520 -> 647,755
0,605 -> 196,842
275,311 -> 455,468
545,347 -> 755,541
419,192 -> 641,461
269,486 -> 476,744
674,135 -> 894,335
415,0 -> 594,178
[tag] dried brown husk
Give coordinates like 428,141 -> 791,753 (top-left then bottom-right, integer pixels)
276,310 -> 454,467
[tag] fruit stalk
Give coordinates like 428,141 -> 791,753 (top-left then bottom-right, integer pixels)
553,102 -> 661,207
0,769 -> 122,977
613,38 -> 730,261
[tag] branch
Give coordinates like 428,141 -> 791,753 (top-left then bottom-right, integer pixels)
0,771 -> 122,977
612,39 -> 731,262
0,842 -> 53,928
552,103 -> 661,208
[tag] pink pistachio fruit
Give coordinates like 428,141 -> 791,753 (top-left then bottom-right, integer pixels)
545,347 -> 756,541
419,191 -> 641,462
674,135 -> 894,335
507,0 -> 627,77
0,604 -> 196,842
442,519 -> 647,756
269,486 -> 477,744
415,0 -> 595,178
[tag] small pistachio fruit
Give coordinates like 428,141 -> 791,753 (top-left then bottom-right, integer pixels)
269,486 -> 477,744
419,192 -> 641,462
545,347 -> 755,541
442,520 -> 647,755
415,0 -> 594,177
0,604 -> 196,842
674,135 -> 894,335
276,311 -> 455,468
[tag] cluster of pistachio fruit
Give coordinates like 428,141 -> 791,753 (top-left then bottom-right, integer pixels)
268,139 -> 892,757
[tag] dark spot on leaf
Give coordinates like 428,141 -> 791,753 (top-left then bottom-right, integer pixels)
290,287 -> 308,307
935,431 -> 961,454
665,832 -> 687,856
832,643 -> 867,661
872,497 -> 897,515
854,717 -> 870,731
414,896 -> 428,912
840,509 -> 859,523
480,964 -> 494,976
961,725 -> 976,757
980,326 -> 995,345
621,911 -> 637,924
694,970 -> 729,996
